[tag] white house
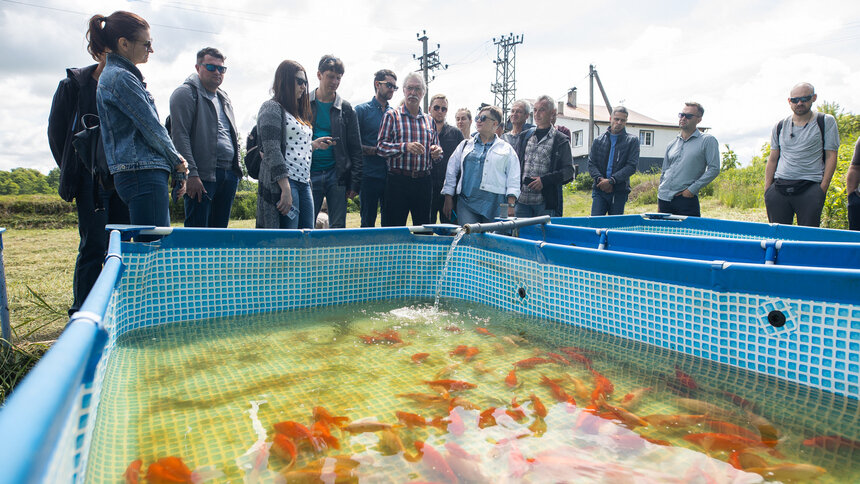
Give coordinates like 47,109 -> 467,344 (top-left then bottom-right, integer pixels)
550,88 -> 686,175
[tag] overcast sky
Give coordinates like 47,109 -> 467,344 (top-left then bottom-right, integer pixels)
1,0 -> 859,174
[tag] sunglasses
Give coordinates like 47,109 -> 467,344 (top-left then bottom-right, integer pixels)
432,105 -> 448,112
295,77 -> 308,86
678,112 -> 698,119
475,114 -> 499,123
789,95 -> 814,104
379,81 -> 398,91
202,63 -> 227,74
137,40 -> 153,50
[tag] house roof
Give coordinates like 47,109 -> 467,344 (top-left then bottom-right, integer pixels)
558,102 -> 677,128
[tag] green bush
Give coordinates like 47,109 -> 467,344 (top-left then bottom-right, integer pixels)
573,172 -> 593,191
628,172 -> 660,205
712,162 -> 766,209
821,142 -> 856,230
231,191 -> 257,220
0,194 -> 77,229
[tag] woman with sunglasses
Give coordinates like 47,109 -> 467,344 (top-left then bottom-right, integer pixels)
442,105 -> 520,225
256,60 -> 332,229
89,11 -> 187,232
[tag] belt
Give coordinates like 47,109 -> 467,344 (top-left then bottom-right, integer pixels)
389,168 -> 431,178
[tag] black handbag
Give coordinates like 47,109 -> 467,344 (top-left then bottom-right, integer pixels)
72,113 -> 114,191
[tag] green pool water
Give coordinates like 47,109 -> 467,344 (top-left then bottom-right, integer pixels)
87,300 -> 859,483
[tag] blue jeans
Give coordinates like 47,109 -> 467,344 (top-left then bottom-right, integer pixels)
183,168 -> 239,228
360,176 -> 386,227
591,188 -> 629,216
71,170 -> 129,315
515,202 -> 555,218
457,201 -> 501,225
311,168 -> 347,228
113,169 -> 170,227
849,192 -> 860,231
279,179 -> 314,229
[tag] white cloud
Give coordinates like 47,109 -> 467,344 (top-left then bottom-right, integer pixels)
1,0 -> 858,173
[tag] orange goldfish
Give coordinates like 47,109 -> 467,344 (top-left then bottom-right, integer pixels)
674,367 -> 699,390
444,325 -> 463,333
703,420 -> 759,441
310,421 -> 340,450
464,347 -> 480,361
529,394 -> 548,418
423,379 -> 477,391
684,432 -> 778,455
746,463 -> 826,481
727,450 -> 767,471
513,357 -> 552,369
411,352 -> 430,364
745,410 -> 780,447
619,387 -> 652,410
564,375 -> 592,401
123,459 -> 142,484
145,457 -> 192,484
546,352 -> 572,366
505,369 -> 518,388
341,420 -> 396,434
540,374 -> 575,404
313,406 -> 349,428
450,345 -> 468,356
272,434 -> 297,470
803,434 -> 860,451
397,393 -> 449,406
414,441 -> 459,484
476,327 -> 495,336
643,414 -> 707,428
273,421 -> 323,451
359,329 -> 403,345
597,399 -> 649,429
558,347 -> 593,368
479,407 -> 498,428
506,398 -> 527,422
529,415 -> 548,436
590,370 -> 614,402
396,411 -> 446,430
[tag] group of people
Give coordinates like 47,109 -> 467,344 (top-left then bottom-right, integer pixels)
47,10 -> 860,318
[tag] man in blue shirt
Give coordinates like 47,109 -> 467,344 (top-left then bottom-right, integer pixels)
355,69 -> 397,227
587,106 -> 640,215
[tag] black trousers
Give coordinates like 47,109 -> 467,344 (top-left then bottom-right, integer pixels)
72,172 -> 129,315
430,183 -> 454,224
382,172 -> 432,226
657,194 -> 701,217
848,192 -> 860,231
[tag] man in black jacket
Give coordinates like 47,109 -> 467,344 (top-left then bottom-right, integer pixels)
587,106 -> 640,215
309,55 -> 363,228
48,53 -> 129,316
515,95 -> 574,218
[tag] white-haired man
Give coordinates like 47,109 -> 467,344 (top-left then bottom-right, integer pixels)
377,72 -> 443,226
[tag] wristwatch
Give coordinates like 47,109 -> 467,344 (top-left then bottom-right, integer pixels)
507,202 -> 516,208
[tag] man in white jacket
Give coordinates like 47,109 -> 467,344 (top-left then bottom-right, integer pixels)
442,105 -> 520,225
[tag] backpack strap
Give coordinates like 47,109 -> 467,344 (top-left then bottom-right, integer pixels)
816,112 -> 826,163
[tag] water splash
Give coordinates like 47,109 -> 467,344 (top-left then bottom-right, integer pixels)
236,400 -> 282,483
435,229 -> 466,307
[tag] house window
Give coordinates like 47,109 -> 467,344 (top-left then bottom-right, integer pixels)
573,130 -> 583,147
639,130 -> 654,146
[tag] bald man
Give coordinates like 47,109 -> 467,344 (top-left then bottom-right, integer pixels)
764,82 -> 840,227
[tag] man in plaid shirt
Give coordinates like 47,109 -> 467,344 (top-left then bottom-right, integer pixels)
377,72 -> 442,226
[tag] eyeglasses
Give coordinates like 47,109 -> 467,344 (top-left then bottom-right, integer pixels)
378,81 -> 398,91
404,85 -> 423,93
201,64 -> 227,74
475,114 -> 499,123
432,105 -> 448,112
678,112 -> 698,119
295,77 -> 308,86
789,95 -> 814,104
137,40 -> 153,51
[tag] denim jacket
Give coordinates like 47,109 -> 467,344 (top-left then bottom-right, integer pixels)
442,136 -> 521,198
97,53 -> 182,174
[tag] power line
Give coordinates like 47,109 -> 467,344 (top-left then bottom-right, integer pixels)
414,30 -> 447,112
490,33 -> 523,121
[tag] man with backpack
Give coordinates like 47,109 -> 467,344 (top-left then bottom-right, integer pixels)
48,51 -> 129,317
169,47 -> 241,228
764,83 -> 840,227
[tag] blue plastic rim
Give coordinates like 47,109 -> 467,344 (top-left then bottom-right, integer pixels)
0,218 -> 858,483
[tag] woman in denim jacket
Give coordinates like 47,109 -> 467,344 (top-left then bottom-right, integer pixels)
442,105 -> 521,225
89,11 -> 187,229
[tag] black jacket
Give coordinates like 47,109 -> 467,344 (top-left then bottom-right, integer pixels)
520,127 -> 574,211
587,128 -> 639,191
309,91 -> 363,193
48,64 -> 99,202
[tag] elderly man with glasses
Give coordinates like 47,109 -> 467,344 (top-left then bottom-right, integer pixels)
428,94 -> 464,224
656,101 -> 720,217
169,47 -> 241,228
764,83 -> 840,227
376,72 -> 443,226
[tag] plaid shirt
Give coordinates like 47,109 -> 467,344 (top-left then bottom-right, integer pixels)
377,105 -> 438,172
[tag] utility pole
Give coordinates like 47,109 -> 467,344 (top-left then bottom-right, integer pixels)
414,30 -> 447,112
490,33 -> 524,122
587,64 -> 614,151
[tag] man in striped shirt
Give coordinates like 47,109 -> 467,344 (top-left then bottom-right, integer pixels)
377,72 -> 442,226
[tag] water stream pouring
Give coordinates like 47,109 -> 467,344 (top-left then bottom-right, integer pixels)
434,228 -> 466,307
